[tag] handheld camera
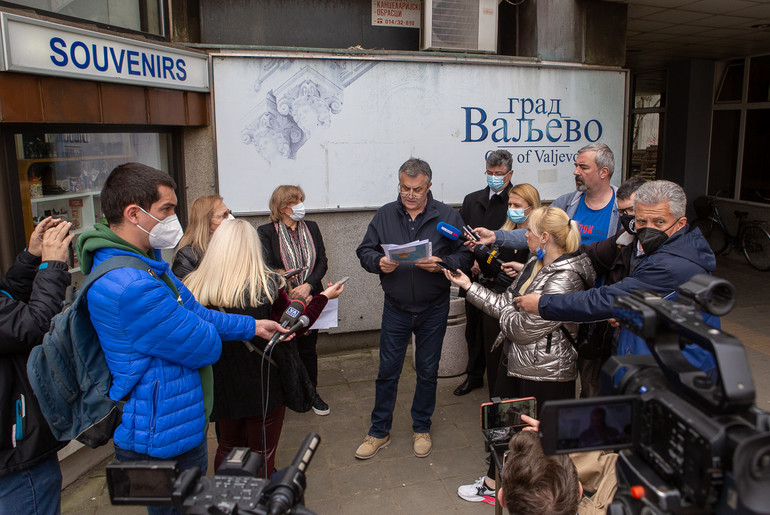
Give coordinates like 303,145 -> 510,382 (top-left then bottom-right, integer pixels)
107,432 -> 321,514
540,275 -> 770,514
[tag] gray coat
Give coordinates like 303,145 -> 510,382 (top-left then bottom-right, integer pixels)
466,253 -> 596,382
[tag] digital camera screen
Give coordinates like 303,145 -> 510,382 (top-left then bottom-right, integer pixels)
556,402 -> 633,451
541,396 -> 637,454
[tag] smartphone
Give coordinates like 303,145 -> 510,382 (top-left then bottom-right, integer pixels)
481,397 -> 536,430
337,276 -> 350,285
435,261 -> 459,274
539,395 -> 637,455
282,266 -> 308,279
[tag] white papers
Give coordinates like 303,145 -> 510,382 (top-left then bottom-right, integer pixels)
381,240 -> 432,263
310,298 -> 339,330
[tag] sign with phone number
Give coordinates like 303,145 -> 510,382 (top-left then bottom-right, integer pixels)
371,0 -> 421,28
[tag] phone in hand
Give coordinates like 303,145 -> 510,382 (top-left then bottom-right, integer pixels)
337,276 -> 350,285
481,397 -> 537,430
435,261 -> 459,275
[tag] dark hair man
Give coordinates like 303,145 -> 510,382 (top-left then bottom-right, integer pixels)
515,180 -> 717,377
0,218 -> 72,514
355,158 -> 473,460
75,163 -> 288,515
454,149 -> 515,397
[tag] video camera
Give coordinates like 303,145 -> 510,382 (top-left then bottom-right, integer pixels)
540,274 -> 770,514
106,432 -> 320,514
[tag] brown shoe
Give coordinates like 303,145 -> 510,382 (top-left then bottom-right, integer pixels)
355,434 -> 391,459
413,432 -> 432,458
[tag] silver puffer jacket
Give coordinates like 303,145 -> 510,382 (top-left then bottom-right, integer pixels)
466,253 -> 596,382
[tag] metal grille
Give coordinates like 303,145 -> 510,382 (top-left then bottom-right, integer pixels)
430,0 -> 480,50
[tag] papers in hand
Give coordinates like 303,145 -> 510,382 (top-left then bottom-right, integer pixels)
382,240 -> 433,263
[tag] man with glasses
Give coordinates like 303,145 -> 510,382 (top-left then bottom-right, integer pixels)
355,158 -> 472,460
454,150 -> 515,397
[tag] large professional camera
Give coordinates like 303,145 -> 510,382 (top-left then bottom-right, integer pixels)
106,432 -> 320,514
540,274 -> 770,514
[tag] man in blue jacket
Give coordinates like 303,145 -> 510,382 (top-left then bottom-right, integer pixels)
355,158 -> 473,460
75,163 -> 287,515
515,180 -> 717,376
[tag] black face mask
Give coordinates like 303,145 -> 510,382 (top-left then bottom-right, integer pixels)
636,218 -> 682,255
620,213 -> 635,234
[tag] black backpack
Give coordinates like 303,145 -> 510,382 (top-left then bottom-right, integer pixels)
27,255 -> 151,448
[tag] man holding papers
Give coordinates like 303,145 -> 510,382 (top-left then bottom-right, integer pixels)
355,158 -> 473,460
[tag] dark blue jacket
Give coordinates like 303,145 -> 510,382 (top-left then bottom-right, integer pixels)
539,226 -> 717,371
356,193 -> 473,313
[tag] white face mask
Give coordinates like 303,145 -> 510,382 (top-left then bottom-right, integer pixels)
227,213 -> 235,221
288,202 -> 306,221
136,207 -> 184,249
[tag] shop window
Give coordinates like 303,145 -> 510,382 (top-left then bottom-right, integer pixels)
7,0 -> 165,36
741,109 -> 770,204
15,131 -> 172,273
707,110 -> 740,198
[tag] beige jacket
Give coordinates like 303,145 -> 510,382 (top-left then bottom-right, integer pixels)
572,451 -> 619,514
466,253 -> 595,382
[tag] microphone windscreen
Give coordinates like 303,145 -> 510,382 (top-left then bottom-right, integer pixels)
437,222 -> 461,240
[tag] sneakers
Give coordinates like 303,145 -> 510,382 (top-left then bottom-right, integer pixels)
312,394 -> 330,416
355,434 -> 391,459
413,432 -> 432,457
457,476 -> 496,504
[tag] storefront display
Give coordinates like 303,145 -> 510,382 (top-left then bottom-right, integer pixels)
15,131 -> 172,273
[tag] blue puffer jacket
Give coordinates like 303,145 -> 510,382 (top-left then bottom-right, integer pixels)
86,248 -> 255,458
539,226 -> 717,372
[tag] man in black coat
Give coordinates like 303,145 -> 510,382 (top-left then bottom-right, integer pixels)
0,217 -> 72,514
454,150 -> 514,396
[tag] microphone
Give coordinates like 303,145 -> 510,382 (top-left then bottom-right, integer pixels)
266,299 -> 306,349
436,222 -> 506,268
282,266 -> 308,280
273,315 -> 311,345
266,432 -> 321,515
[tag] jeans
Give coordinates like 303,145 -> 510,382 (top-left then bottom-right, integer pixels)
369,297 -> 450,437
0,453 -> 61,515
113,440 -> 208,515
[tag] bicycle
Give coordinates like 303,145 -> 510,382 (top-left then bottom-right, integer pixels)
691,196 -> 770,271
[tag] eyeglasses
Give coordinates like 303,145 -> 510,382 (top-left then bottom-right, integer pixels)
212,209 -> 233,220
484,170 -> 510,177
398,185 -> 426,198
613,207 -> 634,217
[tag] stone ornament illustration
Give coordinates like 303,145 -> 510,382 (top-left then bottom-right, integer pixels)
241,60 -> 376,163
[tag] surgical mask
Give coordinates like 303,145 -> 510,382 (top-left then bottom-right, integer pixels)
136,207 -> 184,249
227,213 -> 235,221
507,208 -> 528,224
536,246 -> 545,262
619,213 -> 635,234
636,218 -> 681,255
288,202 -> 306,221
487,175 -> 506,192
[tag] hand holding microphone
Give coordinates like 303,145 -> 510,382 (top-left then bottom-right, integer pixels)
265,299 -> 306,350
437,222 -> 505,269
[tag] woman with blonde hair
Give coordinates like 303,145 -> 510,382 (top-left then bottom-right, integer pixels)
449,206 -> 595,504
184,219 -> 343,476
258,185 -> 330,415
474,183 -> 542,398
173,195 -> 233,279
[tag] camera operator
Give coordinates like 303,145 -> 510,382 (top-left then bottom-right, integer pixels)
0,217 -> 72,514
497,414 -> 618,515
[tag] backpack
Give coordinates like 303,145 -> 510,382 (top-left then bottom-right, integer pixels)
27,255 -> 151,448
